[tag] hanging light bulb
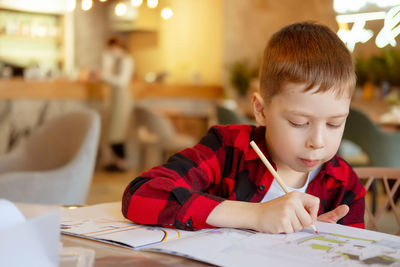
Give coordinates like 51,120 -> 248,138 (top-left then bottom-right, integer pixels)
81,0 -> 93,11
99,0 -> 107,2
115,2 -> 127,16
67,0 -> 76,11
131,0 -> 143,7
147,0 -> 158,9
161,8 -> 173,19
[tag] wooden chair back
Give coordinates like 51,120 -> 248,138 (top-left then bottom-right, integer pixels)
354,167 -> 400,235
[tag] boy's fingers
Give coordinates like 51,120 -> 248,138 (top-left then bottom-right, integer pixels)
317,204 -> 349,223
295,207 -> 314,230
302,194 -> 320,220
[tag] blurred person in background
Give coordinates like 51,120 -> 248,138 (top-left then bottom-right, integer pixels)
101,37 -> 134,172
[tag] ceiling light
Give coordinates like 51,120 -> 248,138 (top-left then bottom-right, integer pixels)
81,0 -> 93,11
115,2 -> 127,16
161,8 -> 173,19
131,0 -> 143,7
147,0 -> 158,9
67,0 -> 76,11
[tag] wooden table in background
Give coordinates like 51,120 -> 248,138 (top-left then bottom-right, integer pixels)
351,97 -> 400,132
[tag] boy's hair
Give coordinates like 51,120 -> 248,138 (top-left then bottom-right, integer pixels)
259,22 -> 356,101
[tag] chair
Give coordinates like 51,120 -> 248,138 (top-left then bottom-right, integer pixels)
342,107 -> 400,168
216,105 -> 255,125
354,167 -> 400,235
127,105 -> 197,170
0,109 -> 100,205
342,107 -> 400,213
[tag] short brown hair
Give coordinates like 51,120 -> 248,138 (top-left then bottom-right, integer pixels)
259,22 -> 355,102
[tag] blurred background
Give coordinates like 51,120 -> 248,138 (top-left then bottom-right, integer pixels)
1,0 -> 400,234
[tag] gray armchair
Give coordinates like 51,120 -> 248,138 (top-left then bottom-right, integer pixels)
0,109 -> 100,205
342,107 -> 400,168
216,105 -> 255,125
127,105 -> 196,170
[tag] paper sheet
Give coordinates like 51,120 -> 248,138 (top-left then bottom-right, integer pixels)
61,202 -> 400,267
0,199 -> 26,229
61,202 -> 201,249
0,200 -> 60,267
149,221 -> 400,267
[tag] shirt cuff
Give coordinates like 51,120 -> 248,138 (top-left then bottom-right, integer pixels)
177,193 -> 224,230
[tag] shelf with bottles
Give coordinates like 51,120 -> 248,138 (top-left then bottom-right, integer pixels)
0,9 -> 61,40
0,34 -> 61,43
0,8 -> 64,74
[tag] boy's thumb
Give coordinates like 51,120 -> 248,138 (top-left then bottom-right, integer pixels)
317,204 -> 349,223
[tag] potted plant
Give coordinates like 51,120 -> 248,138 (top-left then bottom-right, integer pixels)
355,48 -> 400,102
229,61 -> 258,97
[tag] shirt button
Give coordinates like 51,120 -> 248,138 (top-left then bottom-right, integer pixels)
185,219 -> 193,228
258,184 -> 265,191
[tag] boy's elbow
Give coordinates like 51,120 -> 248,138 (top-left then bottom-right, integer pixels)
121,177 -> 152,220
121,186 -> 132,219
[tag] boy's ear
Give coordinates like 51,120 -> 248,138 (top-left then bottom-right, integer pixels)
252,92 -> 267,126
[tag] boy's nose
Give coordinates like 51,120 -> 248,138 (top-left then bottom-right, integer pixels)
306,127 -> 325,149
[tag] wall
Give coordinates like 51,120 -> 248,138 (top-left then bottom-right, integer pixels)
74,1 -> 111,72
224,0 -> 337,65
223,0 -> 338,96
70,0 -> 391,87
127,0 -> 223,85
71,0 -> 344,87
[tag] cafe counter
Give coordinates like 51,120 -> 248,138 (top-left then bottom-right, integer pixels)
0,79 -> 224,100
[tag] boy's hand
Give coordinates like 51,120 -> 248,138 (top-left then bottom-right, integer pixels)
206,192 -> 319,234
252,191 -> 320,234
317,204 -> 349,223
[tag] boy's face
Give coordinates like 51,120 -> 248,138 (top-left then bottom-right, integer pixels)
253,82 -> 351,173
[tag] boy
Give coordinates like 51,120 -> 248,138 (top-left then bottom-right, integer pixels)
122,22 -> 365,234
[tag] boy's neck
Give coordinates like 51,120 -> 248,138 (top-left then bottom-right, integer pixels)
275,167 -> 308,189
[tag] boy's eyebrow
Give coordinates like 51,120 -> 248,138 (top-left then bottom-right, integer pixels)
285,110 -> 349,118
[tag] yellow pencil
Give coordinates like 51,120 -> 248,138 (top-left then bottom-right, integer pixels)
250,141 -> 319,234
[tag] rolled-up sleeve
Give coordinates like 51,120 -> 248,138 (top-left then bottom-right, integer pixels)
122,127 -> 228,230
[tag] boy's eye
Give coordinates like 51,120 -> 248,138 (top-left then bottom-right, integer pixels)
288,121 -> 308,128
327,123 -> 343,128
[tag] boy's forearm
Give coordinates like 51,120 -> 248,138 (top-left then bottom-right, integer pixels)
206,200 -> 259,230
206,192 -> 320,233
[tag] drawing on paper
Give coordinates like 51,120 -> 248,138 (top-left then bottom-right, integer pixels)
61,218 -> 187,248
281,231 -> 400,266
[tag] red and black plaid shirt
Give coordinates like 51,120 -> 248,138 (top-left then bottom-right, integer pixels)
122,125 -> 366,231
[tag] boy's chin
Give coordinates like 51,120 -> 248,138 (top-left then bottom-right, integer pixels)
292,161 -> 321,172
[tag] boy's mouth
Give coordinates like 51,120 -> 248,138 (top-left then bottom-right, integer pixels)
299,158 -> 319,167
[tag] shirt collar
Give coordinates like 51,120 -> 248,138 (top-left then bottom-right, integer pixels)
245,126 -> 272,161
316,156 -> 347,182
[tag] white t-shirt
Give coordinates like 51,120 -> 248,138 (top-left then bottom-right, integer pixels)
261,166 -> 321,203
